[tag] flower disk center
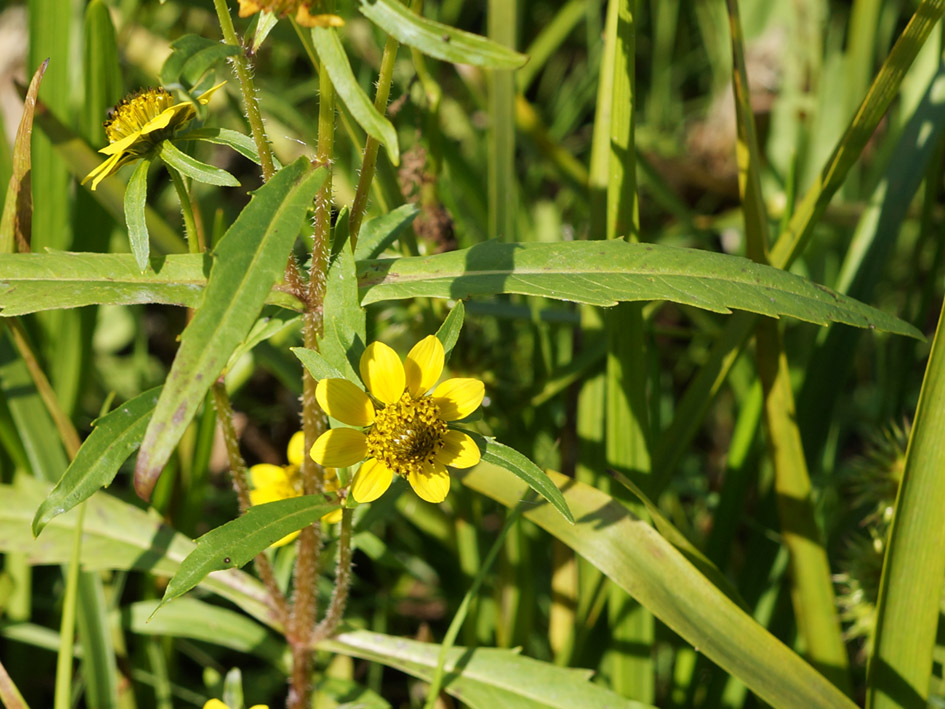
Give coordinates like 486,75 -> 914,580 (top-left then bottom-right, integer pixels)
104,88 -> 176,144
367,394 -> 447,477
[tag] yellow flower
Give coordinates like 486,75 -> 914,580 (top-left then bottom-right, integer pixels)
236,0 -> 344,28
203,700 -> 268,709
311,336 -> 484,504
249,432 -> 342,547
82,82 -> 226,191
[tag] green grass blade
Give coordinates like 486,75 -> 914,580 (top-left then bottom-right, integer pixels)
488,0 -> 517,242
133,161 -> 325,500
313,27 -> 400,165
358,0 -> 528,69
123,159 -> 151,271
867,301 -> 945,708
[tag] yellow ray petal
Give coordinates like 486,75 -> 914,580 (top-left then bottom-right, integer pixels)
287,431 -> 305,467
99,132 -> 140,156
310,428 -> 368,467
196,81 -> 227,105
83,152 -> 123,188
203,701 -> 230,709
249,463 -> 289,489
138,104 -> 186,137
270,529 -> 301,548
315,378 -> 375,426
435,430 -> 481,469
407,460 -> 450,503
404,335 -> 444,398
351,458 -> 393,503
432,378 -> 484,421
360,341 -> 405,405
295,7 -> 345,27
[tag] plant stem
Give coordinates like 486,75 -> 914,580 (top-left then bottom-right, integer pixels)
211,0 -> 276,181
349,33 -> 400,249
311,508 -> 353,643
166,165 -> 204,253
54,503 -> 84,709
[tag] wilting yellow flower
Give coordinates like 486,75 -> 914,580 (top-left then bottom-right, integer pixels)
203,700 -> 267,709
249,431 -> 342,547
82,82 -> 226,191
236,0 -> 344,28
311,336 -> 484,504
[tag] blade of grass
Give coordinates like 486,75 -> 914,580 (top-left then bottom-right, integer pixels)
867,296 -> 945,707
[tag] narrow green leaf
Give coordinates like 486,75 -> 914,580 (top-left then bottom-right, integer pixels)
160,34 -> 239,88
81,0 -> 122,148
157,495 -> 339,613
318,242 -> 366,384
32,387 -> 162,536
354,203 -> 418,260
134,161 -> 325,500
124,158 -> 151,271
357,240 -> 923,338
253,11 -> 280,51
435,300 -> 464,359
292,347 -> 350,383
868,301 -> 945,709
177,127 -> 283,169
457,464 -> 858,709
313,27 -> 400,165
0,58 -> 48,254
159,141 -> 240,187
359,0 -> 528,69
471,434 -> 574,524
323,630 -> 648,709
0,252 -> 302,315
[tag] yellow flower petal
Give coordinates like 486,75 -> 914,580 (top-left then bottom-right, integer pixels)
322,508 -> 344,524
435,430 -> 481,469
98,132 -> 140,156
432,378 -> 484,421
196,81 -> 227,105
404,335 -> 444,398
359,341 -> 405,405
287,431 -> 305,467
270,529 -> 301,548
83,152 -> 123,190
407,460 -> 450,503
295,7 -> 345,27
316,378 -> 375,426
351,458 -> 393,503
138,104 -> 186,137
203,701 -> 230,709
249,463 -> 289,489
250,487 -> 281,506
310,428 -> 368,467
237,0 -> 262,17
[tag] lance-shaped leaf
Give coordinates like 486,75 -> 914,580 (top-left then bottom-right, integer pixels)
177,127 -> 283,169
1,58 -> 48,254
357,240 -> 923,338
359,0 -> 528,70
32,386 -> 162,536
313,26 -> 400,165
157,495 -> 339,614
159,140 -> 240,187
124,158 -> 151,270
0,252 -> 302,315
134,160 -> 326,500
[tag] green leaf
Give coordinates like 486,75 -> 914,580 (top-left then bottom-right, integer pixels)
354,203 -> 419,260
177,127 -> 283,169
0,253 -> 209,315
456,464 -> 858,709
160,34 -> 239,89
31,386 -> 162,537
313,27 -> 400,165
435,300 -> 464,360
252,11 -> 280,51
157,495 -> 339,613
359,0 -> 528,70
357,240 -> 923,338
322,630 -> 649,709
227,309 -> 300,373
471,434 -> 573,524
134,160 -> 326,500
318,242 -> 366,384
159,141 -> 240,187
0,252 -> 303,315
0,476 -> 274,623
291,347 -> 350,383
123,158 -> 151,271
0,58 -> 47,254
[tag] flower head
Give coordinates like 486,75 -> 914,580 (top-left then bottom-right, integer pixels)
82,82 -> 226,191
249,431 -> 341,547
311,336 -> 484,504
203,700 -> 267,709
236,0 -> 344,28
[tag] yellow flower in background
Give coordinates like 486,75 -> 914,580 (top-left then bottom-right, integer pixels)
203,700 -> 268,709
236,0 -> 344,28
82,82 -> 226,191
311,336 -> 484,504
249,431 -> 342,547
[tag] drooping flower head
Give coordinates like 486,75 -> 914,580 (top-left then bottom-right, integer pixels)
236,0 -> 344,28
249,431 -> 342,547
311,336 -> 484,504
82,82 -> 226,190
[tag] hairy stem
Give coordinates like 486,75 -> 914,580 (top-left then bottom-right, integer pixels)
166,165 -> 204,253
348,33 -> 400,249
211,0 -> 276,181
312,508 -> 354,643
